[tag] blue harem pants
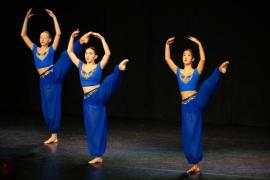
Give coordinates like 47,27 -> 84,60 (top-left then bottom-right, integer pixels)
39,40 -> 82,133
181,68 -> 221,164
83,66 -> 123,157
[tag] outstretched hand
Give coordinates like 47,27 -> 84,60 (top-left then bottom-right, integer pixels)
166,37 -> 175,45
188,36 -> 201,44
25,8 -> 34,19
45,9 -> 56,18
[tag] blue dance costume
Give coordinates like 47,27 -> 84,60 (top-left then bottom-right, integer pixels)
77,61 -> 123,157
32,40 -> 82,133
176,67 -> 221,164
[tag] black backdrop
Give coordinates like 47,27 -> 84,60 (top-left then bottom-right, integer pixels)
1,0 -> 269,127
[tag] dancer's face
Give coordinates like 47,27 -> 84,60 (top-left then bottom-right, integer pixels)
85,48 -> 98,63
39,32 -> 51,46
182,50 -> 194,65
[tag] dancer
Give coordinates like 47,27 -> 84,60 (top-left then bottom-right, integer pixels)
67,29 -> 128,164
21,8 -> 89,144
164,36 -> 229,173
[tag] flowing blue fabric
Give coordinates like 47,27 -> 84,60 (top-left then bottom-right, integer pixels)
181,68 -> 221,164
83,66 -> 123,156
39,40 -> 82,133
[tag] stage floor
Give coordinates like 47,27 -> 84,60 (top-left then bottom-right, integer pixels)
1,115 -> 270,180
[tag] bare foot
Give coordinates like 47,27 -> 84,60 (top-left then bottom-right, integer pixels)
91,163 -> 102,168
88,157 -> 103,164
118,59 -> 129,71
43,135 -> 58,144
219,61 -> 230,74
186,164 -> 200,174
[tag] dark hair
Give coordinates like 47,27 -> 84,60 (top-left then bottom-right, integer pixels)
183,48 -> 194,57
86,46 -> 97,55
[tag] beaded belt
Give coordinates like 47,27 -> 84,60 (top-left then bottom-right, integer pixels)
182,95 -> 196,105
40,65 -> 54,78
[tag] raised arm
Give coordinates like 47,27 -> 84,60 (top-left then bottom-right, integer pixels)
45,9 -> 61,50
21,8 -> 34,50
67,30 -> 81,67
92,32 -> 111,69
188,36 -> 205,74
165,37 -> 178,74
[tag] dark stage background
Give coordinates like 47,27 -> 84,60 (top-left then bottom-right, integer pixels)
1,0 -> 269,127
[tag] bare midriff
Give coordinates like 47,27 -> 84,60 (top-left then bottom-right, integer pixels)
83,84 -> 100,94
38,66 -> 51,75
181,90 -> 197,100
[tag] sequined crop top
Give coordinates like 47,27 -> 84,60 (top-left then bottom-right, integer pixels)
176,67 -> 200,92
78,61 -> 102,87
32,44 -> 54,69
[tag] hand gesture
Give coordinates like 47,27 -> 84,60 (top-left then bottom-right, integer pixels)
80,31 -> 92,44
188,36 -> 201,45
71,29 -> 80,38
92,32 -> 104,40
45,9 -> 56,18
25,8 -> 34,19
166,37 -> 175,45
